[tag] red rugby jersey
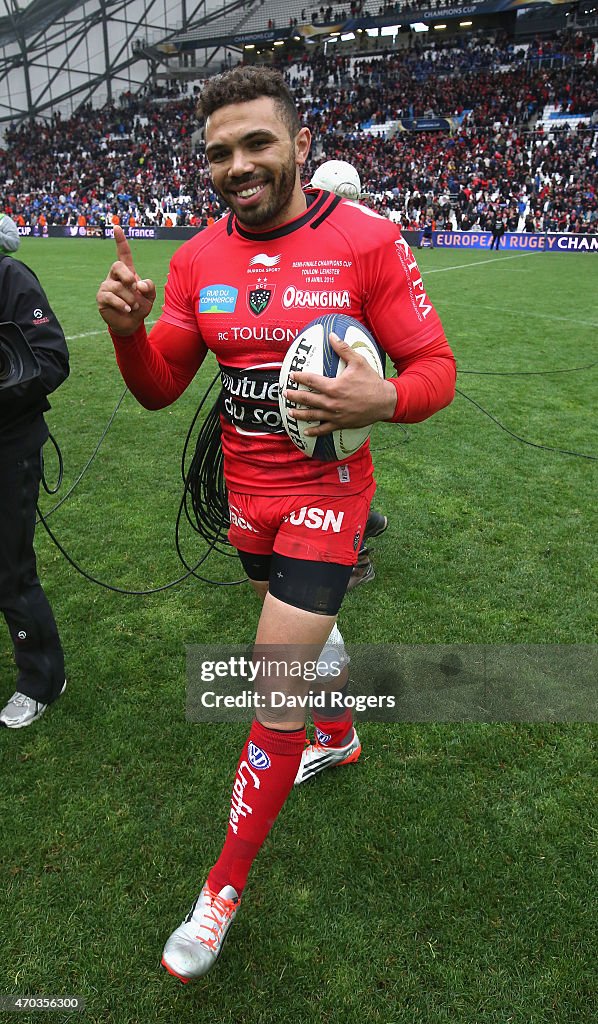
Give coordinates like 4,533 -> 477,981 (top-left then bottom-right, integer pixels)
111,190 -> 456,495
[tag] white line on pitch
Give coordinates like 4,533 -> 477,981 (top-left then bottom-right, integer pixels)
421,253 -> 596,324
459,304 -> 598,327
66,320 -> 158,342
424,253 -> 538,274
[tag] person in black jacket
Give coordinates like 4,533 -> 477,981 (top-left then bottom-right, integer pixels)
490,215 -> 506,250
0,214 -> 70,728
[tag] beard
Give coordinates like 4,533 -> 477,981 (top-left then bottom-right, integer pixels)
216,148 -> 298,229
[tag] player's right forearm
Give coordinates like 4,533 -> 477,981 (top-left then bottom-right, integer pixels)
109,324 -> 184,410
109,319 -> 206,410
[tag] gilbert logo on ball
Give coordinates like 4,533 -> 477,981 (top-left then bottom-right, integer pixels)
278,314 -> 384,462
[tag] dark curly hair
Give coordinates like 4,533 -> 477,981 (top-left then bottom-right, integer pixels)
198,67 -> 301,138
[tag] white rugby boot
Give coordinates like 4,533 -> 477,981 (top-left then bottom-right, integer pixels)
161,882 -> 240,983
294,727 -> 362,785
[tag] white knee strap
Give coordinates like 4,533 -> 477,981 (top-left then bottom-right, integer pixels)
318,624 -> 350,676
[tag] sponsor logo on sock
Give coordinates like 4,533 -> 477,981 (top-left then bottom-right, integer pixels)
228,744 -> 271,835
248,742 -> 271,770
316,729 -> 332,745
229,759 -> 261,835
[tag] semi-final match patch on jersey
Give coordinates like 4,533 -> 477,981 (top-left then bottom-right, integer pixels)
199,284 -> 238,314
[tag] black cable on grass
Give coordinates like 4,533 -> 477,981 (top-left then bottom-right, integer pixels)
36,361 -> 596,593
369,422 -> 411,452
35,503 -> 204,594
38,386 -> 128,514
175,374 -> 246,586
36,372 -> 246,593
456,387 -> 597,461
179,375 -> 233,557
459,361 -> 596,377
39,431 -> 64,495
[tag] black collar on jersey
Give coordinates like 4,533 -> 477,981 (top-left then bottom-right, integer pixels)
226,188 -> 342,240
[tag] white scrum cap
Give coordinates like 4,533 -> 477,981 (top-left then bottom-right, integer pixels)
310,160 -> 361,200
0,213 -> 20,253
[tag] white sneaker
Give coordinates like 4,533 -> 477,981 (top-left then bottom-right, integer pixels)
294,728 -> 362,785
0,680 -> 66,729
161,882 -> 240,983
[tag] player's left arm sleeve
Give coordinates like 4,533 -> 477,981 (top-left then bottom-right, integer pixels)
387,334 -> 456,423
359,225 -> 456,423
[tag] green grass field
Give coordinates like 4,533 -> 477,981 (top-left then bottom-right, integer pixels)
1,239 -> 596,1024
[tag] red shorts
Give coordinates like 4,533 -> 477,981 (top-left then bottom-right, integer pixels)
227,482 -> 376,566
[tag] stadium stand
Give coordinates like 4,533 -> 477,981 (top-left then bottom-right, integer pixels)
1,30 -> 596,235
169,0 -> 493,48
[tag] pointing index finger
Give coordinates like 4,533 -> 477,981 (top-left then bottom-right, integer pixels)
114,225 -> 136,273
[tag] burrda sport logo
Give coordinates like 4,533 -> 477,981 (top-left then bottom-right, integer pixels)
248,253 -> 281,271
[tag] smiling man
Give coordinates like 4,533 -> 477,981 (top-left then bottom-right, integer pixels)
204,89 -> 309,229
96,66 -> 456,983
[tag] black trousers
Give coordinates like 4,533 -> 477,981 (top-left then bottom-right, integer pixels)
0,447 -> 65,702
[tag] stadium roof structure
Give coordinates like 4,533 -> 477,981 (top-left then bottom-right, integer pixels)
0,0 -> 248,127
0,0 -> 591,128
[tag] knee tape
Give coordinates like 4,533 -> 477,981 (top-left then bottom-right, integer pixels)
317,624 -> 350,678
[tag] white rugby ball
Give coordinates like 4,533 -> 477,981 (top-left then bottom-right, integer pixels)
278,314 -> 384,461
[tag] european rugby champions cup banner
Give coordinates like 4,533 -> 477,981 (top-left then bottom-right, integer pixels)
30,227 -> 598,251
433,232 -> 598,253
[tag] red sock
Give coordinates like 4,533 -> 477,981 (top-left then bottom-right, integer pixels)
311,709 -> 354,749
207,719 -> 306,896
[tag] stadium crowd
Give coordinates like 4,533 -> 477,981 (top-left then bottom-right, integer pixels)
316,122 -> 597,234
1,30 -> 596,234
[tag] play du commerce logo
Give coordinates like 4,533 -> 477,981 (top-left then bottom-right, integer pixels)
199,284 -> 238,314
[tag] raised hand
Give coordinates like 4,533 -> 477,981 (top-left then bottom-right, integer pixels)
96,226 -> 157,336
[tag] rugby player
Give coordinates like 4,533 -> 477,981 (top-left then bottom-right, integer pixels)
96,66 -> 456,983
